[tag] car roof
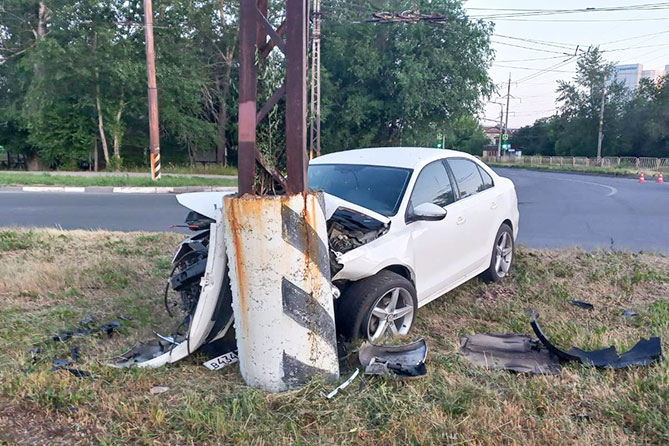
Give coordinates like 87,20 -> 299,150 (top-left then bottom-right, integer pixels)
309,147 -> 477,170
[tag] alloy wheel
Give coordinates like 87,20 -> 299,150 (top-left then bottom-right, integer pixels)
366,287 -> 414,342
494,231 -> 513,278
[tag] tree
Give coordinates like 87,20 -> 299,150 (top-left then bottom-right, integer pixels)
320,0 -> 494,152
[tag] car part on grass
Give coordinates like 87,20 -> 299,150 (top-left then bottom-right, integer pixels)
358,338 -> 428,378
324,368 -> 360,399
53,367 -> 92,378
52,319 -> 121,342
150,386 -> 170,395
569,300 -> 594,310
622,309 -> 639,317
531,313 -> 662,369
459,333 -> 561,374
110,214 -> 235,369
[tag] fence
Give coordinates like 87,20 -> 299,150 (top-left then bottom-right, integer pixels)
481,154 -> 669,173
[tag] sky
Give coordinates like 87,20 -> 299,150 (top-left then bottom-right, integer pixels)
462,1 -> 669,129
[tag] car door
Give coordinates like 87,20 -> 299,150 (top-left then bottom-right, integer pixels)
406,160 -> 469,302
444,158 -> 496,274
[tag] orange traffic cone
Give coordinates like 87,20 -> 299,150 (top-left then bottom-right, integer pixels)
639,172 -> 646,183
657,173 -> 664,184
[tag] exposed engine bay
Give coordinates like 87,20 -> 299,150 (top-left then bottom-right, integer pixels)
327,207 -> 389,275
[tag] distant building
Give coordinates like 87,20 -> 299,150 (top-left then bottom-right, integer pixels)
612,64 -> 643,90
612,64 -> 666,90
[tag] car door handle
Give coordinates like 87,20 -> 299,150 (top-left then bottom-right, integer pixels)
490,202 -> 498,210
456,216 -> 466,225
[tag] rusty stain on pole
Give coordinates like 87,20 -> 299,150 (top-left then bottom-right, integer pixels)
143,0 -> 161,181
238,0 -> 258,195
285,0 -> 308,194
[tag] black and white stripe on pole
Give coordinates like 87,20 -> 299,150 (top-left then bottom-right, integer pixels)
223,192 -> 339,392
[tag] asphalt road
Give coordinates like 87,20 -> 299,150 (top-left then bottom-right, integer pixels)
1,168 -> 668,253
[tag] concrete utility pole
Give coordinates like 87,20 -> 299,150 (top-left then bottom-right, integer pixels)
143,0 -> 161,181
597,84 -> 606,162
308,0 -> 322,159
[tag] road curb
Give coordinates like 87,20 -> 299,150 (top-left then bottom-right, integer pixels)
0,186 -> 237,194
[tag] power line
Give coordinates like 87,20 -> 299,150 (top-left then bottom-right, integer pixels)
495,64 -> 575,73
515,57 -> 577,84
491,40 -> 574,55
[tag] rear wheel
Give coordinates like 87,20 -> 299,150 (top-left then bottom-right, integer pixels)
336,270 -> 417,341
482,223 -> 514,282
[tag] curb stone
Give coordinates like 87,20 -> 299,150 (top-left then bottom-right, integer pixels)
0,186 -> 237,194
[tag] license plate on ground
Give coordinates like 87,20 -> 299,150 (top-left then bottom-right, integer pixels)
203,351 -> 239,371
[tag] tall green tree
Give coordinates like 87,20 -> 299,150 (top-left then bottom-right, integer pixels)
320,0 -> 494,152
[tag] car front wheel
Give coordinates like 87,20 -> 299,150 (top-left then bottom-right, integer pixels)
336,270 -> 417,341
482,223 -> 514,282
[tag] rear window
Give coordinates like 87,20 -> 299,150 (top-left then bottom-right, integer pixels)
308,164 -> 412,216
447,158 -> 485,199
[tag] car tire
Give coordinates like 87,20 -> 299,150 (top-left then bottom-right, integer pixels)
335,270 -> 417,341
482,223 -> 514,282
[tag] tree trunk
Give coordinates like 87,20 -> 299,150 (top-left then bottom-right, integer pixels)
112,90 -> 125,171
92,33 -> 110,166
95,83 -> 110,165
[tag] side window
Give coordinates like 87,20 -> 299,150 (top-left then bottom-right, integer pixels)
478,166 -> 494,190
447,158 -> 485,199
409,161 -> 455,208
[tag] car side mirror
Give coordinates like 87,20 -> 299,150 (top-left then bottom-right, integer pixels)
409,202 -> 447,222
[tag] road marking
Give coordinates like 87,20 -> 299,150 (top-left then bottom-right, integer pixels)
547,177 -> 618,197
22,186 -> 85,193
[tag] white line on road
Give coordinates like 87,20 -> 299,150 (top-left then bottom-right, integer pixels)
545,177 -> 618,197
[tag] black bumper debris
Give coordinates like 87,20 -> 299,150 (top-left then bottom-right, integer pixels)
531,312 -> 662,369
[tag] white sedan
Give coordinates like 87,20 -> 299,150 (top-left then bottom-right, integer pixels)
309,147 -> 519,341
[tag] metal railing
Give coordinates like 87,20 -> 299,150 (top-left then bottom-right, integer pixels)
481,154 -> 669,173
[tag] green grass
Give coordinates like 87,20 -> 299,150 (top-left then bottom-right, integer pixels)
1,228 -> 668,445
487,161 -> 660,177
0,172 -> 237,187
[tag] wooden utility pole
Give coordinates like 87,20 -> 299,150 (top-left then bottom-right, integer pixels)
143,0 -> 161,181
597,84 -> 606,162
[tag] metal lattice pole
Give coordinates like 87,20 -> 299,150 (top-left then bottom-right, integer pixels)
309,0 -> 322,159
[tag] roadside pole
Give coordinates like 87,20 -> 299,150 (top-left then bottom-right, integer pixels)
597,84 -> 606,163
143,0 -> 161,181
225,0 -> 339,393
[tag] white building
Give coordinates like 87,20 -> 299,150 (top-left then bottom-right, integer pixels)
612,64 -> 643,90
612,64 -> 667,90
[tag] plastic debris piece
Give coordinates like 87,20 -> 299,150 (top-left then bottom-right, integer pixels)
459,333 -> 561,374
531,312 -> 662,369
70,347 -> 80,362
150,386 -> 170,395
359,339 -> 428,378
622,309 -> 638,317
324,368 -> 360,399
100,321 -> 121,335
80,315 -> 96,326
569,300 -> 594,310
53,358 -> 71,367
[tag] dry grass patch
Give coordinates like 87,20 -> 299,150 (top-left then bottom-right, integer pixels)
0,228 -> 668,445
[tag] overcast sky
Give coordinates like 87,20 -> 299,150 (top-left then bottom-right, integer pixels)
463,1 -> 669,129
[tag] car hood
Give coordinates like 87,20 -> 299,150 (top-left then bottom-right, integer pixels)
175,191 -> 390,226
321,193 -> 391,225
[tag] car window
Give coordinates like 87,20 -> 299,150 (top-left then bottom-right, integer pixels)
308,164 -> 412,216
409,161 -> 455,208
447,158 -> 485,198
478,166 -> 494,190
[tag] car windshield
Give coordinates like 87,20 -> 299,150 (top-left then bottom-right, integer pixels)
308,164 -> 412,216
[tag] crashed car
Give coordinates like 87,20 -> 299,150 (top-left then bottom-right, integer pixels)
115,148 -> 519,368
